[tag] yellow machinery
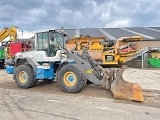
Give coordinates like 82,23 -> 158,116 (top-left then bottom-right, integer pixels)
66,36 -> 106,61
102,36 -> 143,64
66,36 -> 143,65
0,26 -> 17,42
0,26 -> 17,59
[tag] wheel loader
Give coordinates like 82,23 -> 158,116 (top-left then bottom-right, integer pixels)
8,29 -> 144,102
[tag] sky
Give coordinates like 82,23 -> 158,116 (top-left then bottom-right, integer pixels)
0,0 -> 160,38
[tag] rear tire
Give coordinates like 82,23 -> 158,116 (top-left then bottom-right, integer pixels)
14,64 -> 35,88
58,64 -> 87,93
0,59 -> 5,69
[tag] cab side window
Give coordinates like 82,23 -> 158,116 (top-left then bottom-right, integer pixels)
37,32 -> 49,56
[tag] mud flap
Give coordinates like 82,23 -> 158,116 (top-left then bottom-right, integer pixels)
111,65 -> 144,102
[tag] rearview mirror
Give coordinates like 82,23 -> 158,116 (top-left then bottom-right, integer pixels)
63,33 -> 67,37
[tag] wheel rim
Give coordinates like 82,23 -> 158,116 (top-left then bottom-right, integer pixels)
18,71 -> 28,83
63,71 -> 77,87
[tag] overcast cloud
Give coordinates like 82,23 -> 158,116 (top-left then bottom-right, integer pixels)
0,0 -> 160,38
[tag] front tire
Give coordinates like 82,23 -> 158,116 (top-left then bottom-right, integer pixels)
58,64 -> 87,93
14,65 -> 35,88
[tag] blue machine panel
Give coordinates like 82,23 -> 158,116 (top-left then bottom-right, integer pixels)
36,64 -> 54,80
6,65 -> 14,74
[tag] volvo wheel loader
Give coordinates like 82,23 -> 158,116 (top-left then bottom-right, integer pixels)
8,29 -> 144,102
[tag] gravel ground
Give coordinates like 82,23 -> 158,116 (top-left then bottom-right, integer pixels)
0,68 -> 160,108
0,68 -> 160,120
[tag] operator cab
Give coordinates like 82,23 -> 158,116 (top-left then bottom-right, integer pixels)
36,30 -> 67,57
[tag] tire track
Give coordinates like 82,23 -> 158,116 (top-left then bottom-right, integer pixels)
0,89 -> 32,120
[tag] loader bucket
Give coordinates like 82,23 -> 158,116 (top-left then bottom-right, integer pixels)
111,65 -> 144,102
